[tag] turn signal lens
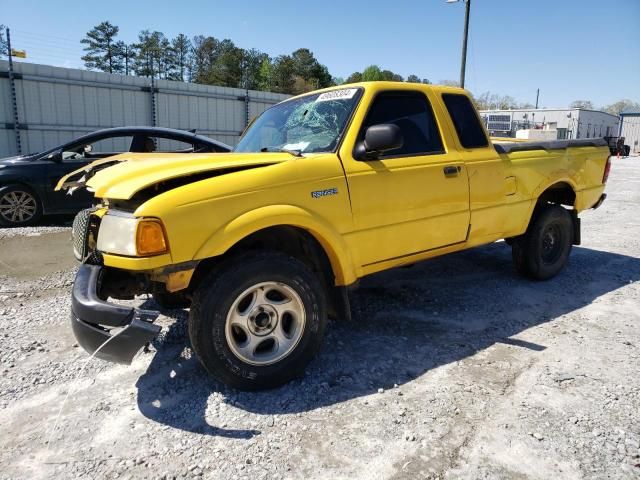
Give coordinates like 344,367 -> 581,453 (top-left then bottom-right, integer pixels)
136,219 -> 168,256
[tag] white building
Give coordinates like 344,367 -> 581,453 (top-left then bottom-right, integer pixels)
479,108 -> 620,140
619,110 -> 640,155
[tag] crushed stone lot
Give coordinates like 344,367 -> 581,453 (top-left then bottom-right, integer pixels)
0,157 -> 639,480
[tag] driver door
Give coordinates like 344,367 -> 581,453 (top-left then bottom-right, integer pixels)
341,90 -> 470,268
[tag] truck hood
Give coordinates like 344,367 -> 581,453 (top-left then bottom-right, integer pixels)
56,152 -> 292,200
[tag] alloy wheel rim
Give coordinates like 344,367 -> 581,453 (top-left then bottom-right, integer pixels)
225,281 -> 306,366
0,191 -> 37,224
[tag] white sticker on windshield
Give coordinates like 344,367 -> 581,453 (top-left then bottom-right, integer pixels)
316,88 -> 358,102
282,141 -> 310,151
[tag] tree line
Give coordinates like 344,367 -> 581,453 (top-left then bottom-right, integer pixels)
80,21 -> 423,95
27,20 -> 637,115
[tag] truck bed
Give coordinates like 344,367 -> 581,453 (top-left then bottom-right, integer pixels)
494,137 -> 608,154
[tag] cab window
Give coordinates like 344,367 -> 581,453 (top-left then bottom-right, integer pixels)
442,94 -> 489,149
359,91 -> 444,158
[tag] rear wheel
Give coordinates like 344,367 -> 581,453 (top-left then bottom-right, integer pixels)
189,251 -> 327,390
0,185 -> 42,227
512,204 -> 573,280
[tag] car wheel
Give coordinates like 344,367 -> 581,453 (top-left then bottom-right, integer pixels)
0,185 -> 42,227
189,251 -> 327,390
512,204 -> 573,280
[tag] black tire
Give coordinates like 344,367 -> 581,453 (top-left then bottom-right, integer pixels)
189,251 -> 327,390
512,204 -> 573,280
0,184 -> 42,227
153,291 -> 191,310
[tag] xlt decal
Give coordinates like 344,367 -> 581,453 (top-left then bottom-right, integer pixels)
311,188 -> 338,199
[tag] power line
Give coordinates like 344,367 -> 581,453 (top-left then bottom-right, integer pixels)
12,28 -> 81,44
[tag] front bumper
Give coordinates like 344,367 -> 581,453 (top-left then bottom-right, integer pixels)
70,264 -> 161,364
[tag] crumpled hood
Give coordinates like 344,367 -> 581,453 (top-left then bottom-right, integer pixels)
56,152 -> 292,200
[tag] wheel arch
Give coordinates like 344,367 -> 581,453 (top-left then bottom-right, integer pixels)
192,205 -> 358,287
518,180 -> 579,242
534,180 -> 577,208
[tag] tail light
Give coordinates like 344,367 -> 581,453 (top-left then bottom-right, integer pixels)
602,156 -> 612,184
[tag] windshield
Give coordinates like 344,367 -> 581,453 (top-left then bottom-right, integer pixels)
234,88 -> 362,154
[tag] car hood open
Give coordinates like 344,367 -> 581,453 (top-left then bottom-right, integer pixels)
56,152 -> 292,200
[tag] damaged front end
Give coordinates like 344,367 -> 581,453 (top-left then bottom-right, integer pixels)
71,264 -> 161,364
70,208 -> 160,364
70,207 -> 196,363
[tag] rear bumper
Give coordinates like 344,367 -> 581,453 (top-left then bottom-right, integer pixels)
70,264 -> 161,364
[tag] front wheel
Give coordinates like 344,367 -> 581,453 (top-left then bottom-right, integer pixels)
189,251 -> 327,390
512,204 -> 573,280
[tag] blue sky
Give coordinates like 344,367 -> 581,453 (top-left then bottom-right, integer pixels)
2,0 -> 639,108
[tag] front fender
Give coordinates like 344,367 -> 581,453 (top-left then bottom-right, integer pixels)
193,204 -> 358,286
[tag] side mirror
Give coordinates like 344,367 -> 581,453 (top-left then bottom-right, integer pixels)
354,124 -> 403,160
46,149 -> 63,162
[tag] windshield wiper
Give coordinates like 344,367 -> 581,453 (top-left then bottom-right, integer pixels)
260,146 -> 303,157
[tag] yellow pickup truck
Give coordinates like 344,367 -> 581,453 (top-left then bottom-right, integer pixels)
59,82 -> 611,390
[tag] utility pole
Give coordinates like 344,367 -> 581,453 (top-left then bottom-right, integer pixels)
535,88 -> 540,109
447,0 -> 471,89
459,0 -> 471,89
5,28 -> 22,155
149,55 -> 157,127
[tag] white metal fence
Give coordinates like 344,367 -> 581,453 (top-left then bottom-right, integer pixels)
0,60 -> 289,157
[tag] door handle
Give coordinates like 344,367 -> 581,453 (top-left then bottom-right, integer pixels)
443,165 -> 461,176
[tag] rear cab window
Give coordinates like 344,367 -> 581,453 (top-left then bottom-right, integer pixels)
442,93 -> 489,149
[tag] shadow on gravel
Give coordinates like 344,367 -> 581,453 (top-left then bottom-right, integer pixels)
135,242 -> 640,436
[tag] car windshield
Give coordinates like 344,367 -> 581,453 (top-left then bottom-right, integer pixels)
234,88 -> 362,154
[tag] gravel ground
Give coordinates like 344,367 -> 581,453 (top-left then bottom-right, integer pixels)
0,157 -> 639,480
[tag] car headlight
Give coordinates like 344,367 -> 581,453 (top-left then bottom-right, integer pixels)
97,213 -> 168,257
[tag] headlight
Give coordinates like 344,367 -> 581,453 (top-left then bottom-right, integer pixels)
97,213 -> 168,257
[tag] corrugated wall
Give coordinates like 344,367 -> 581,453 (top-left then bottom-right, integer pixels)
0,60 -> 289,157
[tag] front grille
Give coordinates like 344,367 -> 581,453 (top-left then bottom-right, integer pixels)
72,208 -> 103,264
72,209 -> 93,261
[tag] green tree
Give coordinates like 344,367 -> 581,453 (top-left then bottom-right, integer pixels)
345,71 -> 363,83
361,65 -> 384,81
133,30 -> 174,79
381,69 -> 403,81
169,34 -> 192,82
288,48 -> 333,92
438,79 -> 460,87
291,48 -> 316,81
603,99 -> 640,116
312,63 -> 333,88
211,39 -> 244,87
191,35 -> 218,84
81,21 -> 122,73
240,48 -> 268,89
406,75 -> 431,84
113,41 -> 134,75
256,57 -> 273,91
271,55 -> 296,94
